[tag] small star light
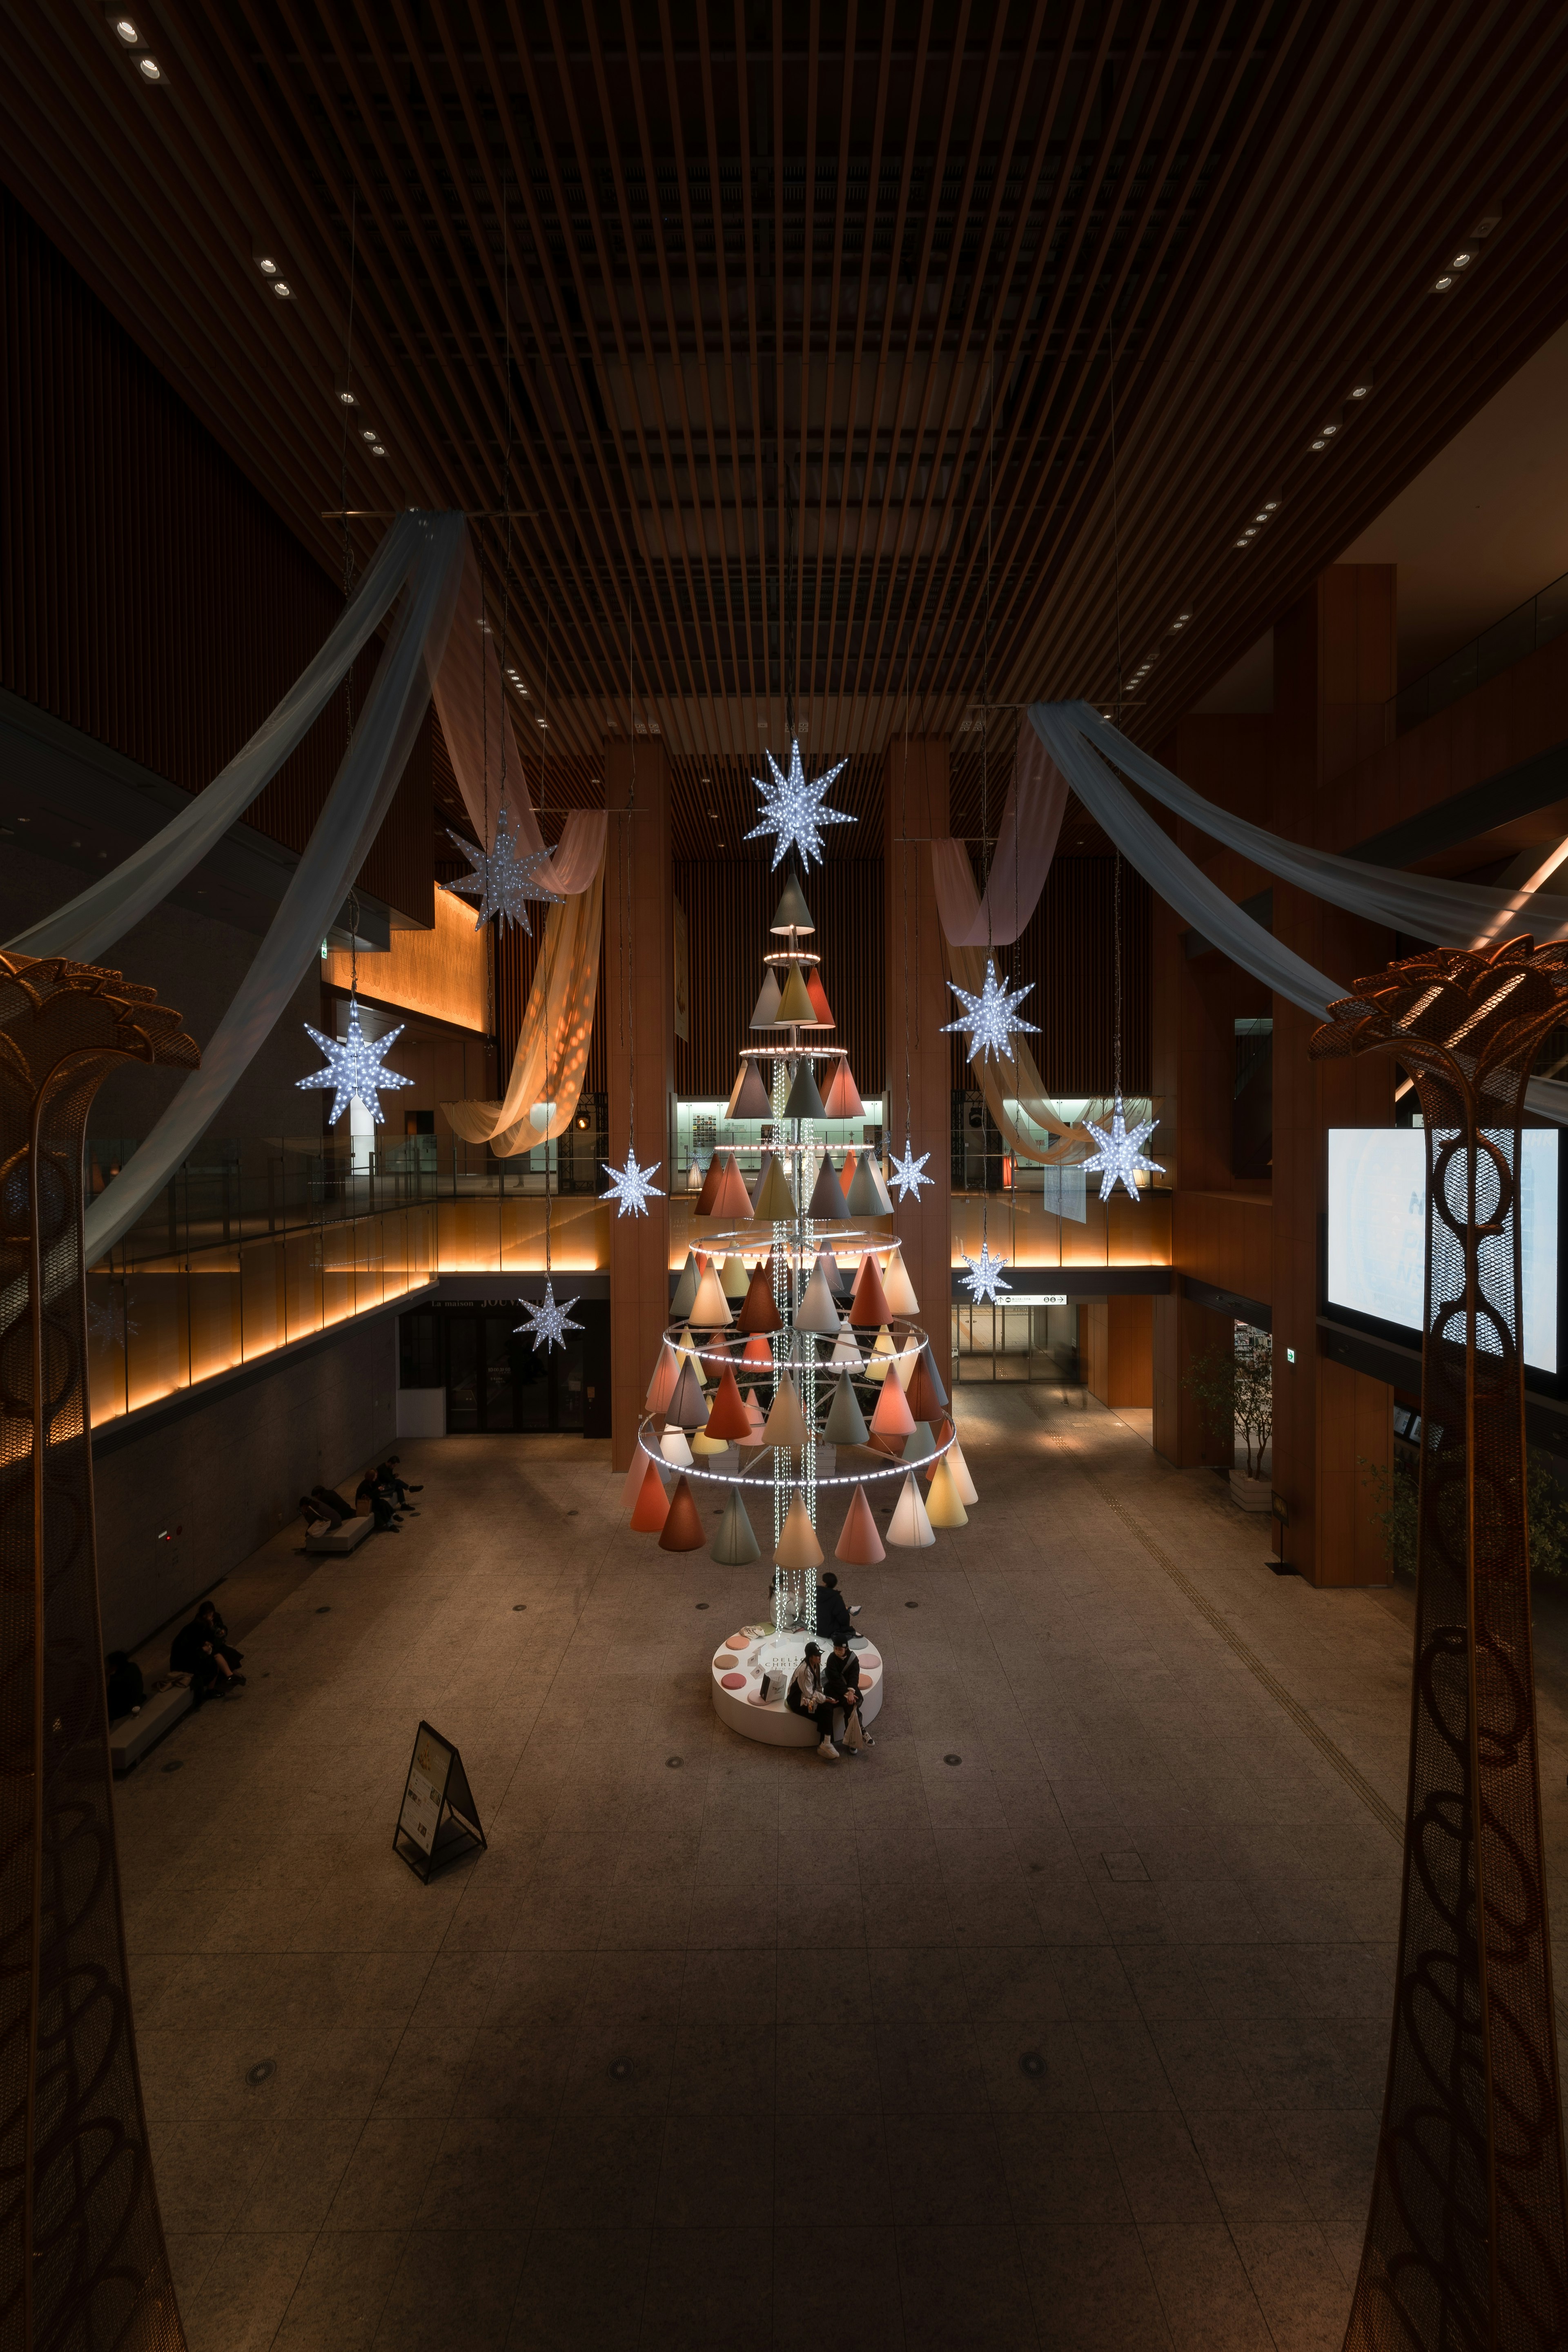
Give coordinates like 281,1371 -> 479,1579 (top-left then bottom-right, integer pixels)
515,1281 -> 584,1355
1080,1095 -> 1164,1205
441,806 -> 563,933
601,1147 -> 664,1218
960,1241 -> 1012,1306
744,739 -> 853,869
888,1138 -> 933,1203
296,997 -> 413,1127
943,958 -> 1039,1063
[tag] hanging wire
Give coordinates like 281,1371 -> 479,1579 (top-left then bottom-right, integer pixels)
1113,851 -> 1125,1104
1107,314 -> 1124,723
338,187 -> 359,756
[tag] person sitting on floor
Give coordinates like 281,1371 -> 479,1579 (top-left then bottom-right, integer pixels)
786,1643 -> 840,1761
169,1608 -> 243,1705
355,1472 -> 400,1532
824,1635 -> 873,1751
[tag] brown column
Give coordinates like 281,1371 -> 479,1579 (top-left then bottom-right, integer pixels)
1271,566 -> 1396,1584
603,737 -> 675,1470
884,738 -> 953,1395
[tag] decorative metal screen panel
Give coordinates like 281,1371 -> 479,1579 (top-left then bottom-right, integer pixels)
0,953 -> 196,2352
1310,939 -> 1568,2352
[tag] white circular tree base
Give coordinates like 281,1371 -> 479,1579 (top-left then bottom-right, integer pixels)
710,1631 -> 885,1746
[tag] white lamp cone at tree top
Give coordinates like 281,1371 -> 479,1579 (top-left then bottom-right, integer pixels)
670,1251 -> 701,1320
882,1247 -> 919,1316
794,1257 -> 841,1337
690,1264 -> 733,1325
775,1487 -> 824,1569
660,1428 -> 694,1468
927,1455 -> 969,1527
887,1469 -> 936,1549
711,1485 -> 761,1566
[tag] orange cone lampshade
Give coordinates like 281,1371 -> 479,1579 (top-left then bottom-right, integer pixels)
835,1482 -> 885,1564
630,1454 -> 670,1531
775,1487 -> 824,1569
849,1253 -> 893,1327
804,967 -> 834,1026
714,1153 -> 756,1216
738,1263 -> 782,1332
621,1446 -> 653,1509
693,1153 -> 722,1214
870,1370 -> 915,1437
839,1150 -> 858,1200
906,1350 -> 946,1424
658,1474 -> 706,1551
741,1330 -> 776,1368
704,1363 -> 752,1441
772,873 -> 815,931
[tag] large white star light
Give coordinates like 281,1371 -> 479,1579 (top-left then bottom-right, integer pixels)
1080,1094 -> 1164,1204
515,1281 -> 584,1354
744,739 -> 853,870
888,1138 -> 933,1203
960,1241 -> 1012,1305
441,806 -> 564,933
601,1147 -> 664,1218
943,959 -> 1039,1063
297,996 -> 414,1127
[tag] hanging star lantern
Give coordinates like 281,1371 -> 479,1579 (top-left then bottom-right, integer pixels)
1080,1095 -> 1164,1204
441,806 -> 564,933
514,1280 -> 584,1354
960,1241 -> 1012,1305
942,958 -> 1039,1063
601,1147 -> 665,1218
744,739 -> 853,870
888,1138 -> 933,1203
296,996 -> 414,1127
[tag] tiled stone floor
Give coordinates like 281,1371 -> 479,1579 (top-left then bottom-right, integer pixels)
114,1383 -> 1568,2350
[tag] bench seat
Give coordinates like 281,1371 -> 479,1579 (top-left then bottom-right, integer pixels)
109,1681 -> 192,1773
305,1511 -> 376,1555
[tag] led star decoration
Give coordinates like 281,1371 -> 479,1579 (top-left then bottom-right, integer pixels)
744,739 -> 853,870
888,1138 -> 933,1203
960,1241 -> 1012,1305
601,1147 -> 665,1218
515,1281 -> 584,1354
1080,1094 -> 1164,1204
441,806 -> 564,933
296,996 -> 414,1127
943,958 -> 1039,1063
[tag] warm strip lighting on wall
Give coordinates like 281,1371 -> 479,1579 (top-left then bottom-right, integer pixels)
322,888 -> 488,1031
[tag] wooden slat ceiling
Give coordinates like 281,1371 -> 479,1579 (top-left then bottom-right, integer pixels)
4,0 -> 1568,864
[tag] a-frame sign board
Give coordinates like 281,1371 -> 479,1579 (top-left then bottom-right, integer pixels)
394,1721 -> 487,1883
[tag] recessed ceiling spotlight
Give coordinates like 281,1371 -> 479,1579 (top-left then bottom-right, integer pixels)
361,428 -> 376,443
337,388 -> 356,405
1254,511 -> 1270,523
1320,421 -> 1339,436
113,16 -> 140,41
137,53 -> 163,80
1310,438 -> 1327,450
1175,611 -> 1191,623
1452,250 -> 1474,267
1235,537 -> 1252,548
257,256 -> 277,276
1433,274 -> 1454,291
1241,527 -> 1257,539
370,444 -> 385,457
272,280 -> 291,298
1261,499 -> 1280,512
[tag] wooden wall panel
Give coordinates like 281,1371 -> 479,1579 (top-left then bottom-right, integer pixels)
0,188 -> 428,922
1085,1296 -> 1154,1410
949,857 -> 1151,1096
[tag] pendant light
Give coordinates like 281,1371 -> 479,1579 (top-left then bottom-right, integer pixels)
849,1255 -> 892,1327
667,1359 -> 709,1429
752,1156 -> 797,1221
821,1059 -> 864,1118
750,967 -> 783,1027
645,1342 -> 679,1414
762,1372 -> 809,1450
630,1455 -> 670,1531
807,1152 -> 849,1221
782,1058 -> 827,1121
738,1263 -> 782,1332
946,1440 -> 979,1506
882,1247 -> 919,1316
659,1474 -> 706,1551
670,1250 -> 701,1321
775,1487 -> 824,1569
711,1485 -> 761,1565
887,1469 -> 935,1549
835,1483 -> 885,1564
690,1263 -> 733,1325
870,1373 -> 914,1438
704,1363 -> 753,1442
926,1455 -> 969,1526
660,1428 -> 694,1468
720,1252 -> 750,1300
823,1373 -> 869,1446
794,1256 -> 841,1337
775,962 -> 817,1024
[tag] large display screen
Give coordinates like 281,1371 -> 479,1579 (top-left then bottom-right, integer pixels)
1326,1128 -> 1560,1376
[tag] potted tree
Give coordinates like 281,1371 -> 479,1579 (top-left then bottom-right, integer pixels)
1183,1325 -> 1274,1510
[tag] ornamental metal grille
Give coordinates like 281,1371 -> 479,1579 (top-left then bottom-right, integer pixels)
1310,940 -> 1568,2352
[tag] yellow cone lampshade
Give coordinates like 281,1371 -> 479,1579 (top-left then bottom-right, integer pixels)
775,1487 -> 824,1569
720,1252 -> 750,1300
762,1372 -> 809,1450
752,1155 -> 797,1221
775,962 -> 817,1024
691,1430 -> 731,1456
927,1455 -> 969,1527
887,1469 -> 936,1549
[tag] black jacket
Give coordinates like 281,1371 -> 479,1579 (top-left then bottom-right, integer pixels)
815,1583 -> 854,1641
169,1619 -> 216,1677
823,1648 -> 860,1703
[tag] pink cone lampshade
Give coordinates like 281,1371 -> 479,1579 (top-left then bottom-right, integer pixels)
835,1483 -> 885,1564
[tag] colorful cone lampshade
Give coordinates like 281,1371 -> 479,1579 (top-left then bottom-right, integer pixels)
762,1372 -> 809,1450
750,967 -> 783,1027
775,1487 -> 824,1569
645,1341 -> 679,1414
740,1387 -> 767,1441
820,1248 -> 845,1291
823,1372 -> 869,1446
902,1420 -> 935,1462
667,1359 -> 710,1429
887,1469 -> 936,1549
849,1253 -> 893,1327
714,1153 -> 755,1216
849,1247 -> 868,1300
829,1324 -> 862,1368
720,1251 -> 750,1300
927,1455 -> 969,1528
771,874 -> 815,932
794,1256 -> 841,1337
870,1371 -> 915,1437
775,962 -> 817,1024
804,967 -> 834,1026
839,1149 -> 858,1198
659,1474 -> 706,1552
630,1454 -> 670,1530
882,1247 -> 919,1316
835,1483 -> 885,1564
704,1363 -> 752,1441
690,1263 -> 733,1325
660,1427 -> 694,1468
906,1345 -> 947,1424
782,1058 -> 827,1121
692,1430 -> 731,1456
947,1439 -> 979,1506
753,1154 -> 797,1220
917,1339 -> 949,1409
670,1250 -> 701,1320
807,1152 -> 849,1221
738,1263 -> 782,1332
693,1153 -> 722,1214
740,1330 -> 776,1367
865,1325 -> 896,1380
846,1152 -> 886,1216
711,1485 -> 762,1565
731,1059 -> 774,1118
892,1338 -> 915,1390
622,1446 -> 653,1509
821,1058 -> 864,1118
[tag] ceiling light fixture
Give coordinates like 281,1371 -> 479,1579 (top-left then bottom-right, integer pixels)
1452,250 -> 1474,267
370,444 -> 385,457
1235,538 -> 1252,548
337,388 -> 356,405
257,256 -> 277,276
137,54 -> 163,80
271,279 -> 291,298
361,428 -> 376,443
113,16 -> 140,40
1433,274 -> 1454,291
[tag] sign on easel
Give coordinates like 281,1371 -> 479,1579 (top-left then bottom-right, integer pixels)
394,1721 -> 486,1883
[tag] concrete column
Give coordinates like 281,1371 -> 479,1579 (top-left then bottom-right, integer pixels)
884,738 -> 952,1395
603,737 -> 674,1471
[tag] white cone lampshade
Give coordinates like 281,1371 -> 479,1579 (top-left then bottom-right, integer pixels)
690,1264 -> 733,1325
712,1485 -> 762,1565
927,1455 -> 969,1527
775,1487 -> 824,1569
750,967 -> 783,1027
829,1325 -> 861,1368
794,1257 -> 841,1337
762,1372 -> 809,1449
882,1247 -> 919,1316
670,1250 -> 701,1320
823,1372 -> 868,1445
947,1439 -> 978,1506
887,1468 -> 936,1548
660,1427 -> 694,1467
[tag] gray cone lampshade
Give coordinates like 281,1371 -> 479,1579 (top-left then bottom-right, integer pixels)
771,874 -> 815,932
670,1250 -> 701,1319
749,967 -> 783,1026
782,1058 -> 827,1121
824,1372 -> 869,1445
794,1256 -> 841,1337
667,1359 -> 710,1429
731,1059 -> 773,1118
711,1485 -> 762,1565
845,1154 -> 885,1216
807,1152 -> 849,1220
